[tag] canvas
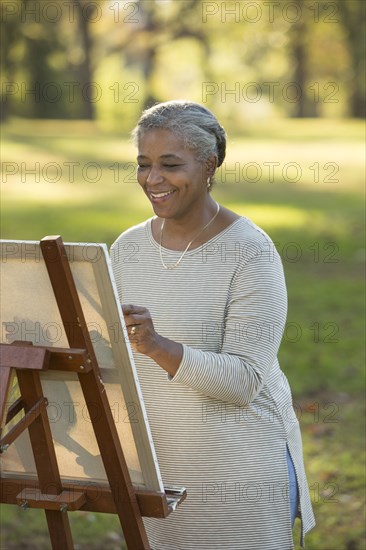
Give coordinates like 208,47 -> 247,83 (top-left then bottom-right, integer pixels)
0,240 -> 164,493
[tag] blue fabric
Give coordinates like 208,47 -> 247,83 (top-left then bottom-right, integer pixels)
286,446 -> 299,526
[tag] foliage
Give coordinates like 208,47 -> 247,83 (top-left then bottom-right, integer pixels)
1,0 -> 365,123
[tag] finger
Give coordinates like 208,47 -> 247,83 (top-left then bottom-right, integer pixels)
124,313 -> 146,327
122,304 -> 147,315
126,321 -> 140,330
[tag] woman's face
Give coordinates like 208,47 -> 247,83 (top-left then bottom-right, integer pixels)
137,128 -> 212,221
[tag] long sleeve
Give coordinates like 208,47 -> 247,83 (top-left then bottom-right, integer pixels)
169,246 -> 288,407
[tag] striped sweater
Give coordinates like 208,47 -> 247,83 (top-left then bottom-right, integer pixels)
111,216 -> 315,550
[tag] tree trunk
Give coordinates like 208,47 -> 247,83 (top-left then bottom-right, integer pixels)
74,0 -> 95,119
337,0 -> 365,118
289,0 -> 314,117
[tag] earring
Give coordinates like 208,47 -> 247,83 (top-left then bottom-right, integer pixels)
207,177 -> 211,189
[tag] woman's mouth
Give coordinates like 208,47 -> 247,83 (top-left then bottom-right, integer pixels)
149,189 -> 176,203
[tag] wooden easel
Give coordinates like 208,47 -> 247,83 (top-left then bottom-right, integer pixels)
0,236 -> 186,550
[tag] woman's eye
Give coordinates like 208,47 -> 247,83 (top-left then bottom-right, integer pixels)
137,163 -> 181,170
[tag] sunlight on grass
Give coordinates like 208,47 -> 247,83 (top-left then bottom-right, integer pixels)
228,118 -> 365,141
225,203 -> 312,228
223,141 -> 365,193
3,181 -> 101,203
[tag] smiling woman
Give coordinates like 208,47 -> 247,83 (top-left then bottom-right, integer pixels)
135,128 -> 225,269
110,100 -> 315,550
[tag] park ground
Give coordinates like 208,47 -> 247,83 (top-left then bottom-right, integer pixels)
0,118 -> 365,550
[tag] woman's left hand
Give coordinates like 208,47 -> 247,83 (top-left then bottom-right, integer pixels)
122,304 -> 160,355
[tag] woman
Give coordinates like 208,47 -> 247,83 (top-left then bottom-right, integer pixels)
111,100 -> 315,549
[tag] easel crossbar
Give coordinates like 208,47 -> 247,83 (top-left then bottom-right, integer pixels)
16,488 -> 87,512
0,397 -> 47,450
0,343 -> 91,374
1,478 -> 187,518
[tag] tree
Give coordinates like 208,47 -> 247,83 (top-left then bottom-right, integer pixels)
1,0 -> 23,120
1,0 -> 103,120
287,0 -> 313,117
101,0 -> 210,110
73,0 -> 98,119
337,0 -> 365,117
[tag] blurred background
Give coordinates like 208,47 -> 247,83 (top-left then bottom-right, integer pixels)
1,1 -> 365,549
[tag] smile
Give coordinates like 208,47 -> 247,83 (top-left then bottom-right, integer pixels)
149,190 -> 176,201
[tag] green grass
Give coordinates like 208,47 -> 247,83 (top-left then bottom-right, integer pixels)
0,506 -> 126,550
0,117 -> 365,549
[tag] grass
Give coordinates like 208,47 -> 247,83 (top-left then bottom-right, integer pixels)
0,117 -> 365,549
0,506 -> 125,550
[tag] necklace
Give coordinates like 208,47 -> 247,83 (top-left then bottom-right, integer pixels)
159,202 -> 220,270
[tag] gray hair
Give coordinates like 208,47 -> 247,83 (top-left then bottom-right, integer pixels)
132,101 -> 226,181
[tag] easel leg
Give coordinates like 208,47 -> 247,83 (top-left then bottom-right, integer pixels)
45,510 -> 74,550
16,369 -> 74,550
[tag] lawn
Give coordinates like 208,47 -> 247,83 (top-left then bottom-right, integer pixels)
0,117 -> 365,549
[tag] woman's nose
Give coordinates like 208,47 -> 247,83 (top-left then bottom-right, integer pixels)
146,166 -> 164,185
